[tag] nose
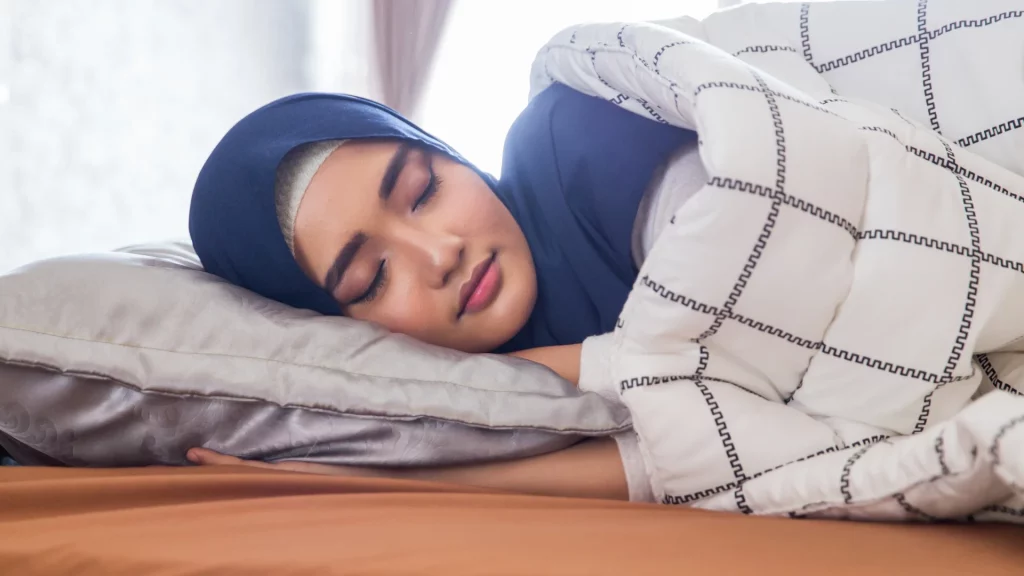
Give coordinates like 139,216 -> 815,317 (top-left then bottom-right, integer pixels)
393,224 -> 464,289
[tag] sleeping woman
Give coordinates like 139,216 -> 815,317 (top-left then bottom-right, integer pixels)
186,85 -> 706,501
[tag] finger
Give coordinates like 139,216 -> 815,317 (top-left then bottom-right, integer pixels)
230,459 -> 280,470
187,448 -> 244,466
187,448 -> 287,472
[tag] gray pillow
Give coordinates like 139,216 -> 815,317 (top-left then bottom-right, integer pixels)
0,242 -> 630,467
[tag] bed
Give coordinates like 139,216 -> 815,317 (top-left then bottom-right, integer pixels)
1,465 -> 1021,575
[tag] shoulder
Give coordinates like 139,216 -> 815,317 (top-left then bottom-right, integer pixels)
504,84 -> 642,149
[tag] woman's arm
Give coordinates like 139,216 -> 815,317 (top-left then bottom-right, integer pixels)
188,436 -> 627,501
507,343 -> 582,385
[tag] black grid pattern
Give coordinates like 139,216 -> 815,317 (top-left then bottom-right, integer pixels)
640,274 -> 977,386
810,9 -> 1024,76
981,505 -> 1024,518
839,444 -> 873,504
916,0 -> 939,132
694,379 -> 754,513
957,116 -> 1024,148
654,40 -> 693,73
857,230 -> 1024,275
663,434 -> 889,508
909,142 -> 983,433
693,81 -> 843,119
697,71 -> 784,345
935,433 -> 950,476
733,45 -> 798,57
544,0 -> 1024,521
989,415 -> 1024,466
802,1 -> 1024,143
707,176 -> 858,238
978,355 -> 1024,396
858,124 -> 1024,206
894,492 -> 942,522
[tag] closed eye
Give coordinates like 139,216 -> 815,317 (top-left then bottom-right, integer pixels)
349,260 -> 387,306
413,156 -> 442,211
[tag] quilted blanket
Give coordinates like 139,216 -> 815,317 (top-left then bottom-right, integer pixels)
540,0 -> 1024,522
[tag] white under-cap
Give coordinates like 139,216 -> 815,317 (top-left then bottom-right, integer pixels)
274,139 -> 346,254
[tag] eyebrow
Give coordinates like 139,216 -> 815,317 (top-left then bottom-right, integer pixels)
324,232 -> 368,295
324,143 -> 413,296
379,142 -> 413,201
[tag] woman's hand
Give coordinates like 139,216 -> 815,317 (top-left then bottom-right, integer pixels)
187,438 -> 628,501
186,448 -> 376,477
507,343 -> 582,385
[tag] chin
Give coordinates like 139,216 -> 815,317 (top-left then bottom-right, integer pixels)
481,301 -> 534,352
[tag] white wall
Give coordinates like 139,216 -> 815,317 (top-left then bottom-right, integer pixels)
1,0 -> 12,264
418,0 -> 719,176
1,0 -> 311,273
416,0 -> 833,176
306,0 -> 376,99
0,0 -> 837,273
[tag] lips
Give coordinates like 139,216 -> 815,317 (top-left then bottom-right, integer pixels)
458,252 -> 500,318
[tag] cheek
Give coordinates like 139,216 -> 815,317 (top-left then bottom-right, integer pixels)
351,274 -> 445,336
444,178 -> 509,233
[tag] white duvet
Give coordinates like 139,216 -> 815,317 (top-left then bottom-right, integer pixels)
539,0 -> 1024,522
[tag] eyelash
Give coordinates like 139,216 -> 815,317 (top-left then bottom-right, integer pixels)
351,260 -> 387,305
413,160 -> 443,211
351,153 -> 440,307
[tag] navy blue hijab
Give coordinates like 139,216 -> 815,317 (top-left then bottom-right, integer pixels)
189,86 -> 692,351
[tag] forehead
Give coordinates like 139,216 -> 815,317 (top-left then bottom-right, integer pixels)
290,139 -> 402,273
300,139 -> 400,215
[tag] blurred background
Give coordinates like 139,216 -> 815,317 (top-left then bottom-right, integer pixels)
0,0 -> 810,273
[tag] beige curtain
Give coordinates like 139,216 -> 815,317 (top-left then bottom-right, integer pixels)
372,0 -> 454,120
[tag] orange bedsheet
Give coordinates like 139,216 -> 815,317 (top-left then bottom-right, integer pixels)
0,466 -> 1021,575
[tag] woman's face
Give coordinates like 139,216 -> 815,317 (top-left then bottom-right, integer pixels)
292,139 -> 536,353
